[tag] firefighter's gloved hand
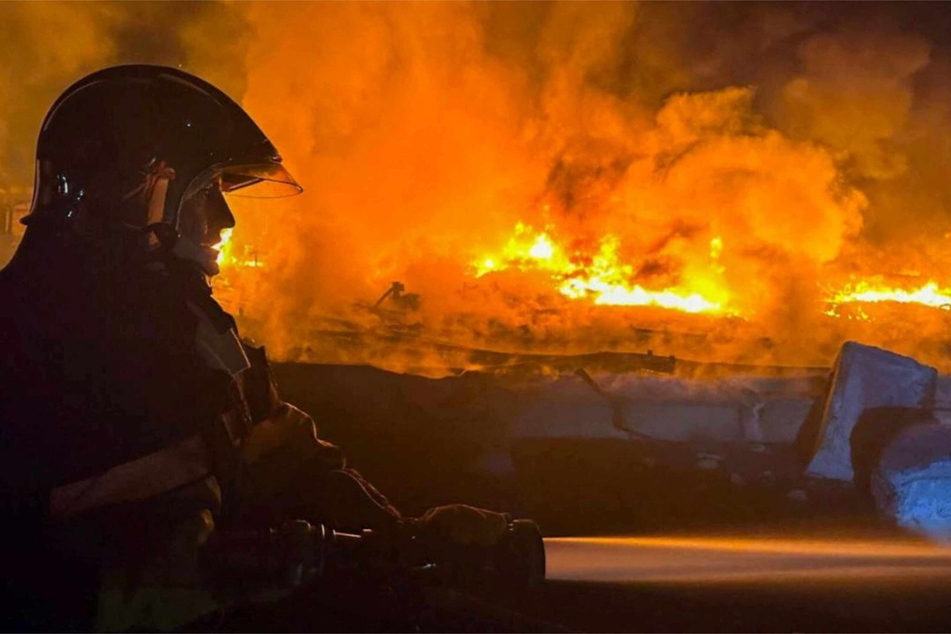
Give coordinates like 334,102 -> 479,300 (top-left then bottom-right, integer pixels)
415,504 -> 509,547
243,402 -> 345,471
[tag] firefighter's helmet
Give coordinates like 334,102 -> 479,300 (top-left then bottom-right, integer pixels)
24,64 -> 300,271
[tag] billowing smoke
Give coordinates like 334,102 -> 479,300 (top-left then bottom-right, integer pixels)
228,2 -> 870,366
5,2 -> 951,372
0,2 -> 248,185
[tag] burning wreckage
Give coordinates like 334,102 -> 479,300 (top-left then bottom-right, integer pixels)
266,299 -> 951,541
212,226 -> 951,540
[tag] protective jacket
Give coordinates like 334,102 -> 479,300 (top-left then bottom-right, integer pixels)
0,231 -> 392,630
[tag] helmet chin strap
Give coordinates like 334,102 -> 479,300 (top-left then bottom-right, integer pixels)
140,163 -> 220,278
171,237 -> 220,277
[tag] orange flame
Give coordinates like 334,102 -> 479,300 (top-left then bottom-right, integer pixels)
215,228 -> 264,270
468,224 -> 951,320
830,281 -> 951,310
215,228 -> 233,266
473,223 -> 729,314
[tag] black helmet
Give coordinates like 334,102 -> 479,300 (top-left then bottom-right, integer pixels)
24,64 -> 301,245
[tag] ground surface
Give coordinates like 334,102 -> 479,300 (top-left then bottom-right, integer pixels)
267,363 -> 951,632
517,531 -> 951,632
217,528 -> 951,633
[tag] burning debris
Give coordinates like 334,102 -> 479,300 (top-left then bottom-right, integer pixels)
473,222 -> 728,314
374,281 -> 421,312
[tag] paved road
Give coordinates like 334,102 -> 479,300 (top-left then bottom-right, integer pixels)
217,529 -> 951,632
518,533 -> 951,632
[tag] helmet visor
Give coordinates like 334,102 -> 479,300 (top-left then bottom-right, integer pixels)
219,162 -> 303,198
181,160 -> 303,205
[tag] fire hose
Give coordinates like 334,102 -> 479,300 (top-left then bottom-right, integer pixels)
200,517 -> 546,603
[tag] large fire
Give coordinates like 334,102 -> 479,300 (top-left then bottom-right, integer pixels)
10,2 -> 951,372
217,217 -> 951,324
472,223 -> 727,314
470,225 -> 951,321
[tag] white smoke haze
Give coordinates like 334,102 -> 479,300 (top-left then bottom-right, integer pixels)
5,2 -> 951,373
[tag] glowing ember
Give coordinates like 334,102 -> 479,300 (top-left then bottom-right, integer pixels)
823,305 -> 870,321
474,223 -> 728,314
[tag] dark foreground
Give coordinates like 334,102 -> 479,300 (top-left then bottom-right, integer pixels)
527,533 -> 951,632
261,363 -> 951,632
215,530 -> 951,633
530,574 -> 951,633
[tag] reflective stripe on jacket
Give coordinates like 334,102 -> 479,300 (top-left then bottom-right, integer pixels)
49,435 -> 211,520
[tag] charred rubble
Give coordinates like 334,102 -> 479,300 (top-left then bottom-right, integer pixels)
271,339 -> 951,539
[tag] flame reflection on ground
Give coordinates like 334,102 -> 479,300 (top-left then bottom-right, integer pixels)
544,535 -> 951,584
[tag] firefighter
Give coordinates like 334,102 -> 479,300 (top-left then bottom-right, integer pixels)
0,65 -> 507,631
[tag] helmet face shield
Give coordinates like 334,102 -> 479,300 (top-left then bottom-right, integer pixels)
173,159 -> 301,276
181,160 -> 302,211
220,162 -> 303,198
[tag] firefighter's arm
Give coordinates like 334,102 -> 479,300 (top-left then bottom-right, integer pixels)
241,401 -> 346,472
237,341 -> 346,470
237,342 -> 507,543
240,342 -> 283,425
241,404 -> 507,542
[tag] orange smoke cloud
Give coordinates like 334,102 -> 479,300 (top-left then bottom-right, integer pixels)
223,2 -> 875,369
6,2 -> 951,372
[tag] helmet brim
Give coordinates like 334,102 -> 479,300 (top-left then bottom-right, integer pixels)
220,162 -> 303,199
181,160 -> 303,206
